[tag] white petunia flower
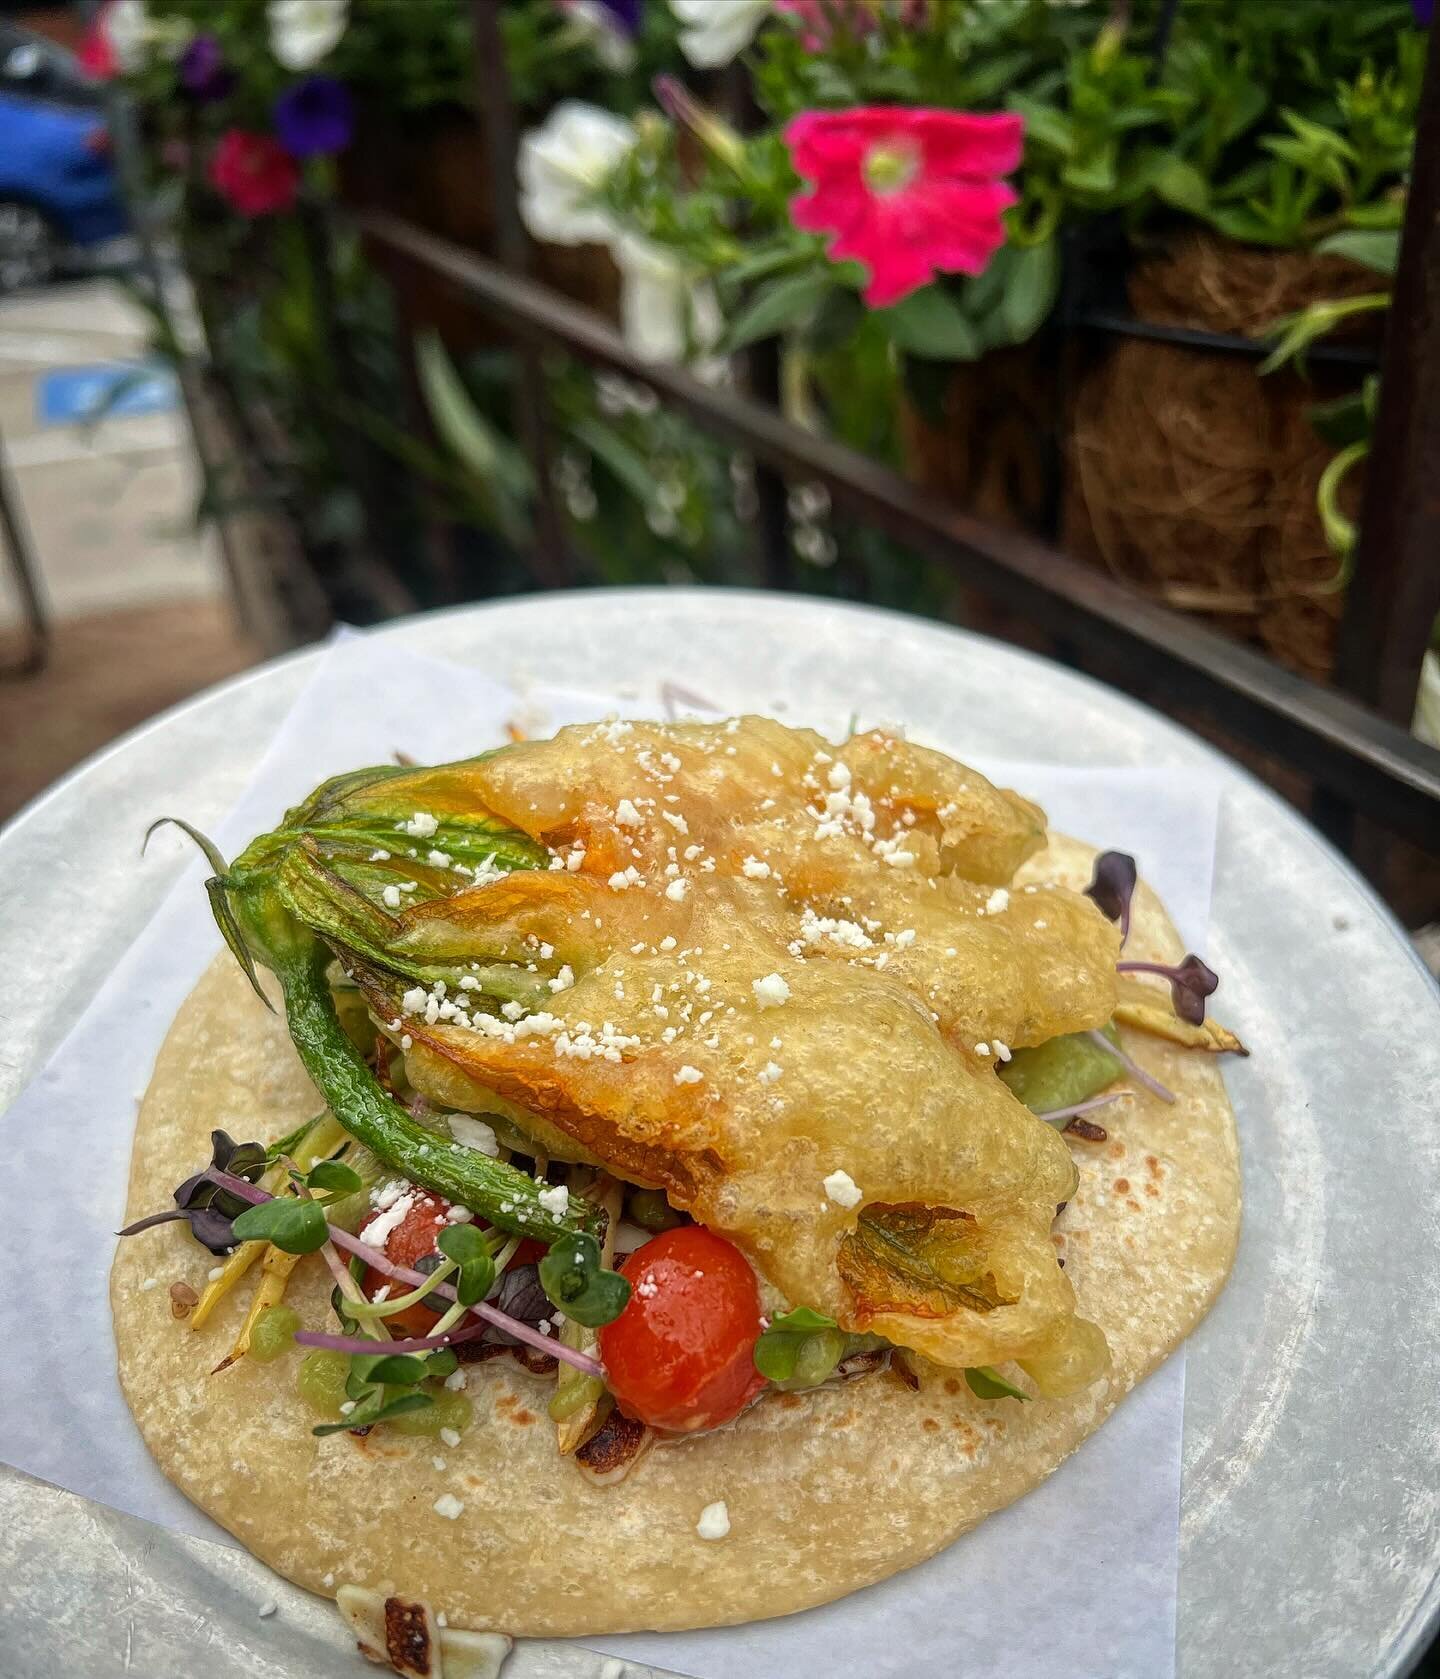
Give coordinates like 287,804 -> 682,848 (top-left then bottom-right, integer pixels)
669,0 -> 770,68
267,0 -> 349,71
518,100 -> 637,247
105,0 -> 156,72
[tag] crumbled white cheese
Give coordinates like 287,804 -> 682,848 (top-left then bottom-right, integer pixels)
984,887 -> 1010,915
741,856 -> 771,880
140,1277 -> 159,1292
447,1114 -> 499,1156
359,1191 -> 415,1249
432,1456 -> 446,1472
537,1183 -> 570,1219
674,1065 -> 704,1085
752,972 -> 790,1008
608,866 -> 644,891
615,798 -> 643,828
548,964 -> 575,994
758,1061 -> 783,1084
426,848 -> 452,869
401,985 -> 428,1013
993,1039 -> 1012,1063
439,1427 -> 462,1449
662,810 -> 689,835
659,934 -> 677,951
399,812 -> 439,838
433,1494 -> 464,1520
339,1400 -> 357,1416
696,1500 -> 730,1540
382,884 -> 403,910
258,1599 -> 278,1619
443,1369 -> 467,1393
974,1042 -> 991,1057
827,761 -> 851,789
207,1266 -> 224,1281
368,849 -> 390,862
823,1168 -> 863,1208
666,878 -> 689,902
322,1573 -> 335,1588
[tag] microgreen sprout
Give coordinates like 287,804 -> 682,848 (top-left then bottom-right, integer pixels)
1035,1093 -> 1122,1128
1116,954 -> 1219,1026
1084,850 -> 1137,944
964,1366 -> 1030,1402
437,1224 -> 497,1306
231,1196 -> 330,1255
538,1232 -> 632,1328
116,1130 -> 267,1255
753,1305 -> 840,1382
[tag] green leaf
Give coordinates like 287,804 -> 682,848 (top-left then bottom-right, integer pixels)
769,1305 -> 838,1333
307,1160 -> 363,1195
231,1196 -> 329,1254
1307,389 -> 1372,449
1000,240 -> 1060,345
312,1391 -> 432,1437
438,1222 -> 496,1306
1008,96 -> 1075,158
358,1353 -> 433,1386
538,1231 -> 631,1328
570,415 -> 658,507
965,1366 -> 1031,1402
1154,158 -> 1211,217
415,330 -> 506,483
723,270 -> 834,352
1315,229 -> 1400,277
879,286 -> 982,361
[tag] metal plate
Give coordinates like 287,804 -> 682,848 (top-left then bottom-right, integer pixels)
1,590 -> 1436,1679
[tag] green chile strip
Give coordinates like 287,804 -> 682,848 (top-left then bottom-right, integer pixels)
277,943 -> 603,1241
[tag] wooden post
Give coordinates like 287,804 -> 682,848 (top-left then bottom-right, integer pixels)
1334,21 -> 1440,728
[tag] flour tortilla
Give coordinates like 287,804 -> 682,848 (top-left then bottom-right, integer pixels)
111,835 -> 1240,1635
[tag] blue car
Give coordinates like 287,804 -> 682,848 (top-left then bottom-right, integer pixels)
0,23 -> 130,292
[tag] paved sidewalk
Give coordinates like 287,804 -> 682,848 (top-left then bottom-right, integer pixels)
0,278 -> 226,628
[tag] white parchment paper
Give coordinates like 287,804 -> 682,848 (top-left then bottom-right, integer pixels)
0,633 -> 1221,1679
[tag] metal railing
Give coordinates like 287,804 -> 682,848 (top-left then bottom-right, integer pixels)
341,0 -> 1440,862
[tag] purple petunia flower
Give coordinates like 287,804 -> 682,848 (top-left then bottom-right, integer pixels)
595,0 -> 642,31
178,34 -> 234,102
273,75 -> 355,160
1413,0 -> 1434,25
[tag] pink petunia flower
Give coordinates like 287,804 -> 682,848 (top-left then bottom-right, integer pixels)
784,107 -> 1024,308
208,130 -> 300,218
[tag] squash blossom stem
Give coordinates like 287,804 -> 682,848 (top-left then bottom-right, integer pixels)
274,940 -> 604,1241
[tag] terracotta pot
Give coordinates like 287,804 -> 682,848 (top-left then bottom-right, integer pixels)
1061,231 -> 1378,683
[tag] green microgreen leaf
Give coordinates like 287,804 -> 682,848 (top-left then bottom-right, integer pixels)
964,1365 -> 1031,1402
306,1160 -> 364,1196
538,1232 -> 632,1328
356,1353 -> 432,1387
437,1223 -> 497,1307
753,1331 -> 803,1382
312,1390 -> 433,1436
230,1196 -> 329,1254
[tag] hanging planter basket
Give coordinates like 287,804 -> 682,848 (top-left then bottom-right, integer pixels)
1061,230 -> 1379,683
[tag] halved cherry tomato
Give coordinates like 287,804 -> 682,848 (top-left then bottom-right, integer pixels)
597,1226 -> 767,1433
358,1191 -> 455,1337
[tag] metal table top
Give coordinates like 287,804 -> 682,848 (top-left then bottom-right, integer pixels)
2,589 -> 1437,1679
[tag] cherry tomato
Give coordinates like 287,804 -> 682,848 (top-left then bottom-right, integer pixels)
358,1191 -> 454,1337
597,1226 -> 767,1433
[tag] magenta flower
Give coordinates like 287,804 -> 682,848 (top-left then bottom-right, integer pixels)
273,74 -> 354,159
784,106 -> 1024,308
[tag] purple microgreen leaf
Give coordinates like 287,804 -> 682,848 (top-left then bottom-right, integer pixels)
1085,850 -> 1137,944
296,1324 -> 490,1357
118,1132 -> 270,1255
1116,954 -> 1219,1026
1086,1029 -> 1176,1105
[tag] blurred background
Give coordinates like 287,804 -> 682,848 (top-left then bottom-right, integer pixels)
0,0 -> 1435,965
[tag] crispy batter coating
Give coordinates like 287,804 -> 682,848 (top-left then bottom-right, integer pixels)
362,718 -> 1120,1380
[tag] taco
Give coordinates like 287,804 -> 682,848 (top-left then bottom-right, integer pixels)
112,716 -> 1242,1639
